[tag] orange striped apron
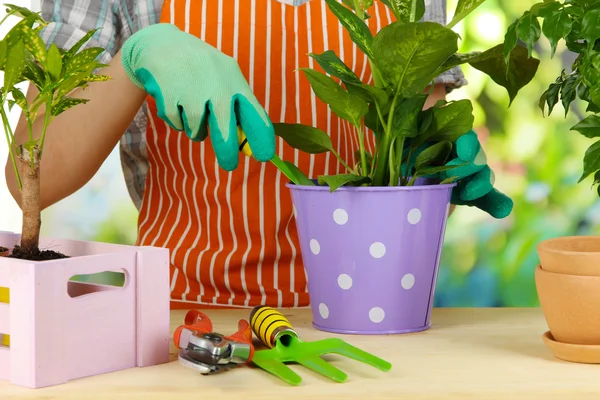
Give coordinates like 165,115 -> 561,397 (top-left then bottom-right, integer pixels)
136,0 -> 396,309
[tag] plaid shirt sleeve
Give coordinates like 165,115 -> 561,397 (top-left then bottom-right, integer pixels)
423,0 -> 468,91
39,0 -> 162,63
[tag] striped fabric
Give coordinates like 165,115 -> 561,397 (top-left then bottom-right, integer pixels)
39,0 -> 467,309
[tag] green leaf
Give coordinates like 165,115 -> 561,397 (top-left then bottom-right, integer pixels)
10,88 -> 27,110
64,47 -> 104,74
0,39 -> 7,70
317,174 -> 371,192
542,9 -> 572,58
433,52 -> 482,77
20,24 -> 47,66
274,123 -> 335,154
281,160 -> 315,186
384,0 -> 425,23
340,0 -> 373,19
503,19 -> 519,67
422,99 -> 474,142
415,140 -> 452,170
324,0 -> 374,59
579,139 -> 600,183
539,75 -> 562,115
3,40 -> 26,95
582,9 -> 600,52
309,50 -> 361,84
51,96 -> 89,116
440,176 -> 458,184
346,82 -> 389,107
83,74 -> 110,82
447,0 -> 486,29
22,58 -> 45,90
372,22 -> 459,97
391,94 -> 428,138
47,43 -> 63,80
560,74 -> 578,116
468,43 -> 540,105
415,164 -> 463,176
63,28 -> 99,60
301,68 -> 368,126
571,115 -> 600,138
530,1 -> 562,17
517,12 -> 541,58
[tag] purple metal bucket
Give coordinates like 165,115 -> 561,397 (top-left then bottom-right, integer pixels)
287,179 -> 455,335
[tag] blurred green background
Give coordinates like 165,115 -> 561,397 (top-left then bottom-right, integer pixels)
37,0 -> 600,306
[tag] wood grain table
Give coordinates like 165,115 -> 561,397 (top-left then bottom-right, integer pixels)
2,308 -> 599,399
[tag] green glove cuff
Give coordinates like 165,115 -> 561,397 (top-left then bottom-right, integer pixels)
121,23 -> 183,89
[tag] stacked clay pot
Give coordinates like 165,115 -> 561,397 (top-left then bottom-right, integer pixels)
536,236 -> 600,352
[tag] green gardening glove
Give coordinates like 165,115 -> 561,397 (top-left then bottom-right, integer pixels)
121,23 -> 275,171
437,130 -> 513,219
403,130 -> 513,219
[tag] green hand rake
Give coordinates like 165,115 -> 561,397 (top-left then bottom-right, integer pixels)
249,306 -> 392,385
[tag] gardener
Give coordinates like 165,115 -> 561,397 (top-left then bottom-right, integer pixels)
4,0 -> 509,309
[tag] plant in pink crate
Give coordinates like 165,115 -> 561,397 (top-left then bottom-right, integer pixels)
242,0 -> 540,334
0,4 -> 109,260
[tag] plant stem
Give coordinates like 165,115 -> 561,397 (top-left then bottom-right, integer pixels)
372,90 -> 402,186
18,146 -> 41,252
331,148 -> 354,174
0,107 -> 22,190
410,0 -> 418,22
394,136 -> 406,185
39,104 -> 52,155
355,123 -> 368,177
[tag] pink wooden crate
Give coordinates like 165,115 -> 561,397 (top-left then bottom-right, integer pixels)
0,231 -> 171,388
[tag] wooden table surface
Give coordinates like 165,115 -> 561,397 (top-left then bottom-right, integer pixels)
2,307 -> 600,399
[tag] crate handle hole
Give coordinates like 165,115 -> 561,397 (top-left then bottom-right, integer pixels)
67,270 -> 128,298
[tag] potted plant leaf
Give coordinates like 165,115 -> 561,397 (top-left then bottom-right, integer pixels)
240,0 -> 539,334
503,0 -> 600,361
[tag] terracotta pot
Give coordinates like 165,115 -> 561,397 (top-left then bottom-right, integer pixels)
537,236 -> 600,276
0,246 -> 8,257
535,265 -> 600,345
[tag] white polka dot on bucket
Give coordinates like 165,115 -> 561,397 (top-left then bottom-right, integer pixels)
319,303 -> 329,319
407,208 -> 422,224
369,242 -> 386,258
369,307 -> 385,323
310,239 -> 320,255
401,273 -> 415,289
333,208 -> 349,225
337,274 -> 353,290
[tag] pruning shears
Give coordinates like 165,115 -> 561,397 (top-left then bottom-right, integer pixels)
173,310 -> 254,374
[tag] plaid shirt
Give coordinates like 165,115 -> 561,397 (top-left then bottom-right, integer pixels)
39,0 -> 467,210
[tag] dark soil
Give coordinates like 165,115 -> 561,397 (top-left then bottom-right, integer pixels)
7,245 -> 69,261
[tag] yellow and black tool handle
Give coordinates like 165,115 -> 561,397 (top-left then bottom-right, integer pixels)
249,306 -> 297,348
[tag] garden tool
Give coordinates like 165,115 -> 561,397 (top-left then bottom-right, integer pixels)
173,310 -> 254,374
249,306 -> 392,385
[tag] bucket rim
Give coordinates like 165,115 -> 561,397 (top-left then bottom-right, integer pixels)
285,180 -> 457,192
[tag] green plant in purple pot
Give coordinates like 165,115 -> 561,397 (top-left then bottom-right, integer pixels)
239,0 -> 539,334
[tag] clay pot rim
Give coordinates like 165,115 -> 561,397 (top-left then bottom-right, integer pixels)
536,264 -> 600,279
537,235 -> 600,255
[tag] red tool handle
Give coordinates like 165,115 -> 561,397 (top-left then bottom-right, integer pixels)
173,310 -> 213,349
223,319 -> 255,362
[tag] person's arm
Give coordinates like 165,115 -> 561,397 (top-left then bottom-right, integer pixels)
4,1 -> 146,210
422,0 -> 467,215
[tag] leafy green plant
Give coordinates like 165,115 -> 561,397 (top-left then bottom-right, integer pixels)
267,0 -> 540,192
0,4 -> 108,259
504,0 -> 600,196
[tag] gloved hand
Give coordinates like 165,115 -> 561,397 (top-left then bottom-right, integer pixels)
121,23 -> 275,171
404,130 -> 513,219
